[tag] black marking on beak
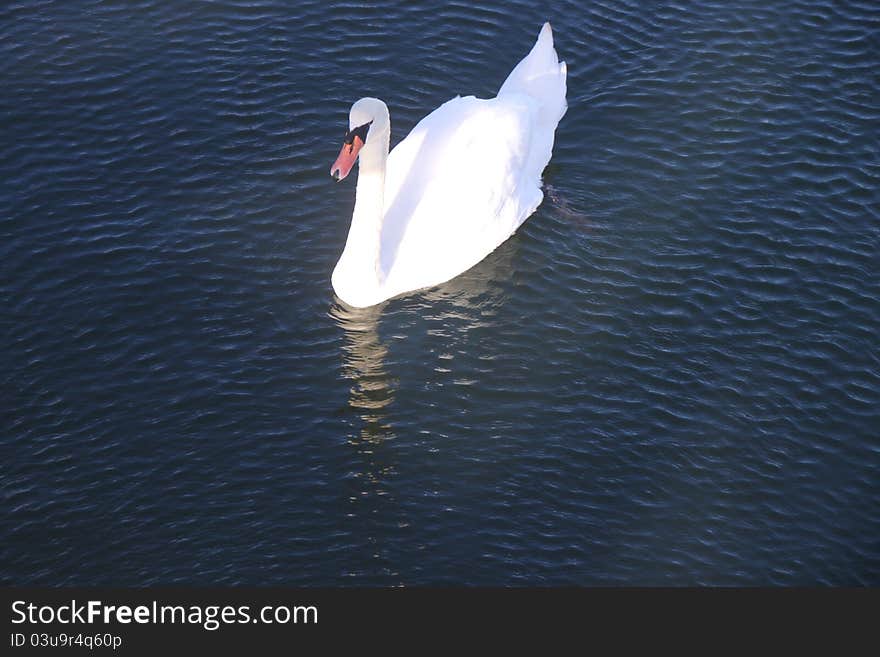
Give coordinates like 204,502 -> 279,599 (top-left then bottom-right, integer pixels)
343,121 -> 372,150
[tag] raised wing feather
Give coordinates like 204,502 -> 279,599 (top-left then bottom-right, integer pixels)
380,95 -> 540,292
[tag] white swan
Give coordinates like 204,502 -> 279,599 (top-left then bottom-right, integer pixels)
329,22 -> 567,308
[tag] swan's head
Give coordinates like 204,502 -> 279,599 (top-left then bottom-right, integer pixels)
330,97 -> 389,182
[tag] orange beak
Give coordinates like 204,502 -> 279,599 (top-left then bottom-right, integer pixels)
330,135 -> 365,181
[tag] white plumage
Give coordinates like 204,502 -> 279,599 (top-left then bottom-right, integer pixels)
330,23 -> 567,308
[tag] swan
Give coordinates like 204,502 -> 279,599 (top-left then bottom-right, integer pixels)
329,22 -> 567,308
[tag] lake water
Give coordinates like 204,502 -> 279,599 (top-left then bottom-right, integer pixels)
2,0 -> 878,585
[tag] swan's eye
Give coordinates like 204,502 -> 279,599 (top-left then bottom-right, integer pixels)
343,121 -> 372,149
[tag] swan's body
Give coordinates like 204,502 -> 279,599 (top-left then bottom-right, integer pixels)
330,23 -> 567,307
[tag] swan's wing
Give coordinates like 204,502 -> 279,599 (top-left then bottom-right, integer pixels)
381,95 -> 542,291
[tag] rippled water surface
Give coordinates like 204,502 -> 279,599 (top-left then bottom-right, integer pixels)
3,0 -> 879,585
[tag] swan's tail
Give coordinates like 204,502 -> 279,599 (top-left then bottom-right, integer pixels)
498,22 -> 568,129
497,22 -> 567,182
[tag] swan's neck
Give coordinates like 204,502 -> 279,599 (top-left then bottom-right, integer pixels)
350,136 -> 387,278
333,128 -> 389,303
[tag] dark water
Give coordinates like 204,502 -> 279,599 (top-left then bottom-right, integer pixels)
2,0 -> 879,586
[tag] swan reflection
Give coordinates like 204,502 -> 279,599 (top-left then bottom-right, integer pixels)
330,234 -> 519,444
329,301 -> 397,444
